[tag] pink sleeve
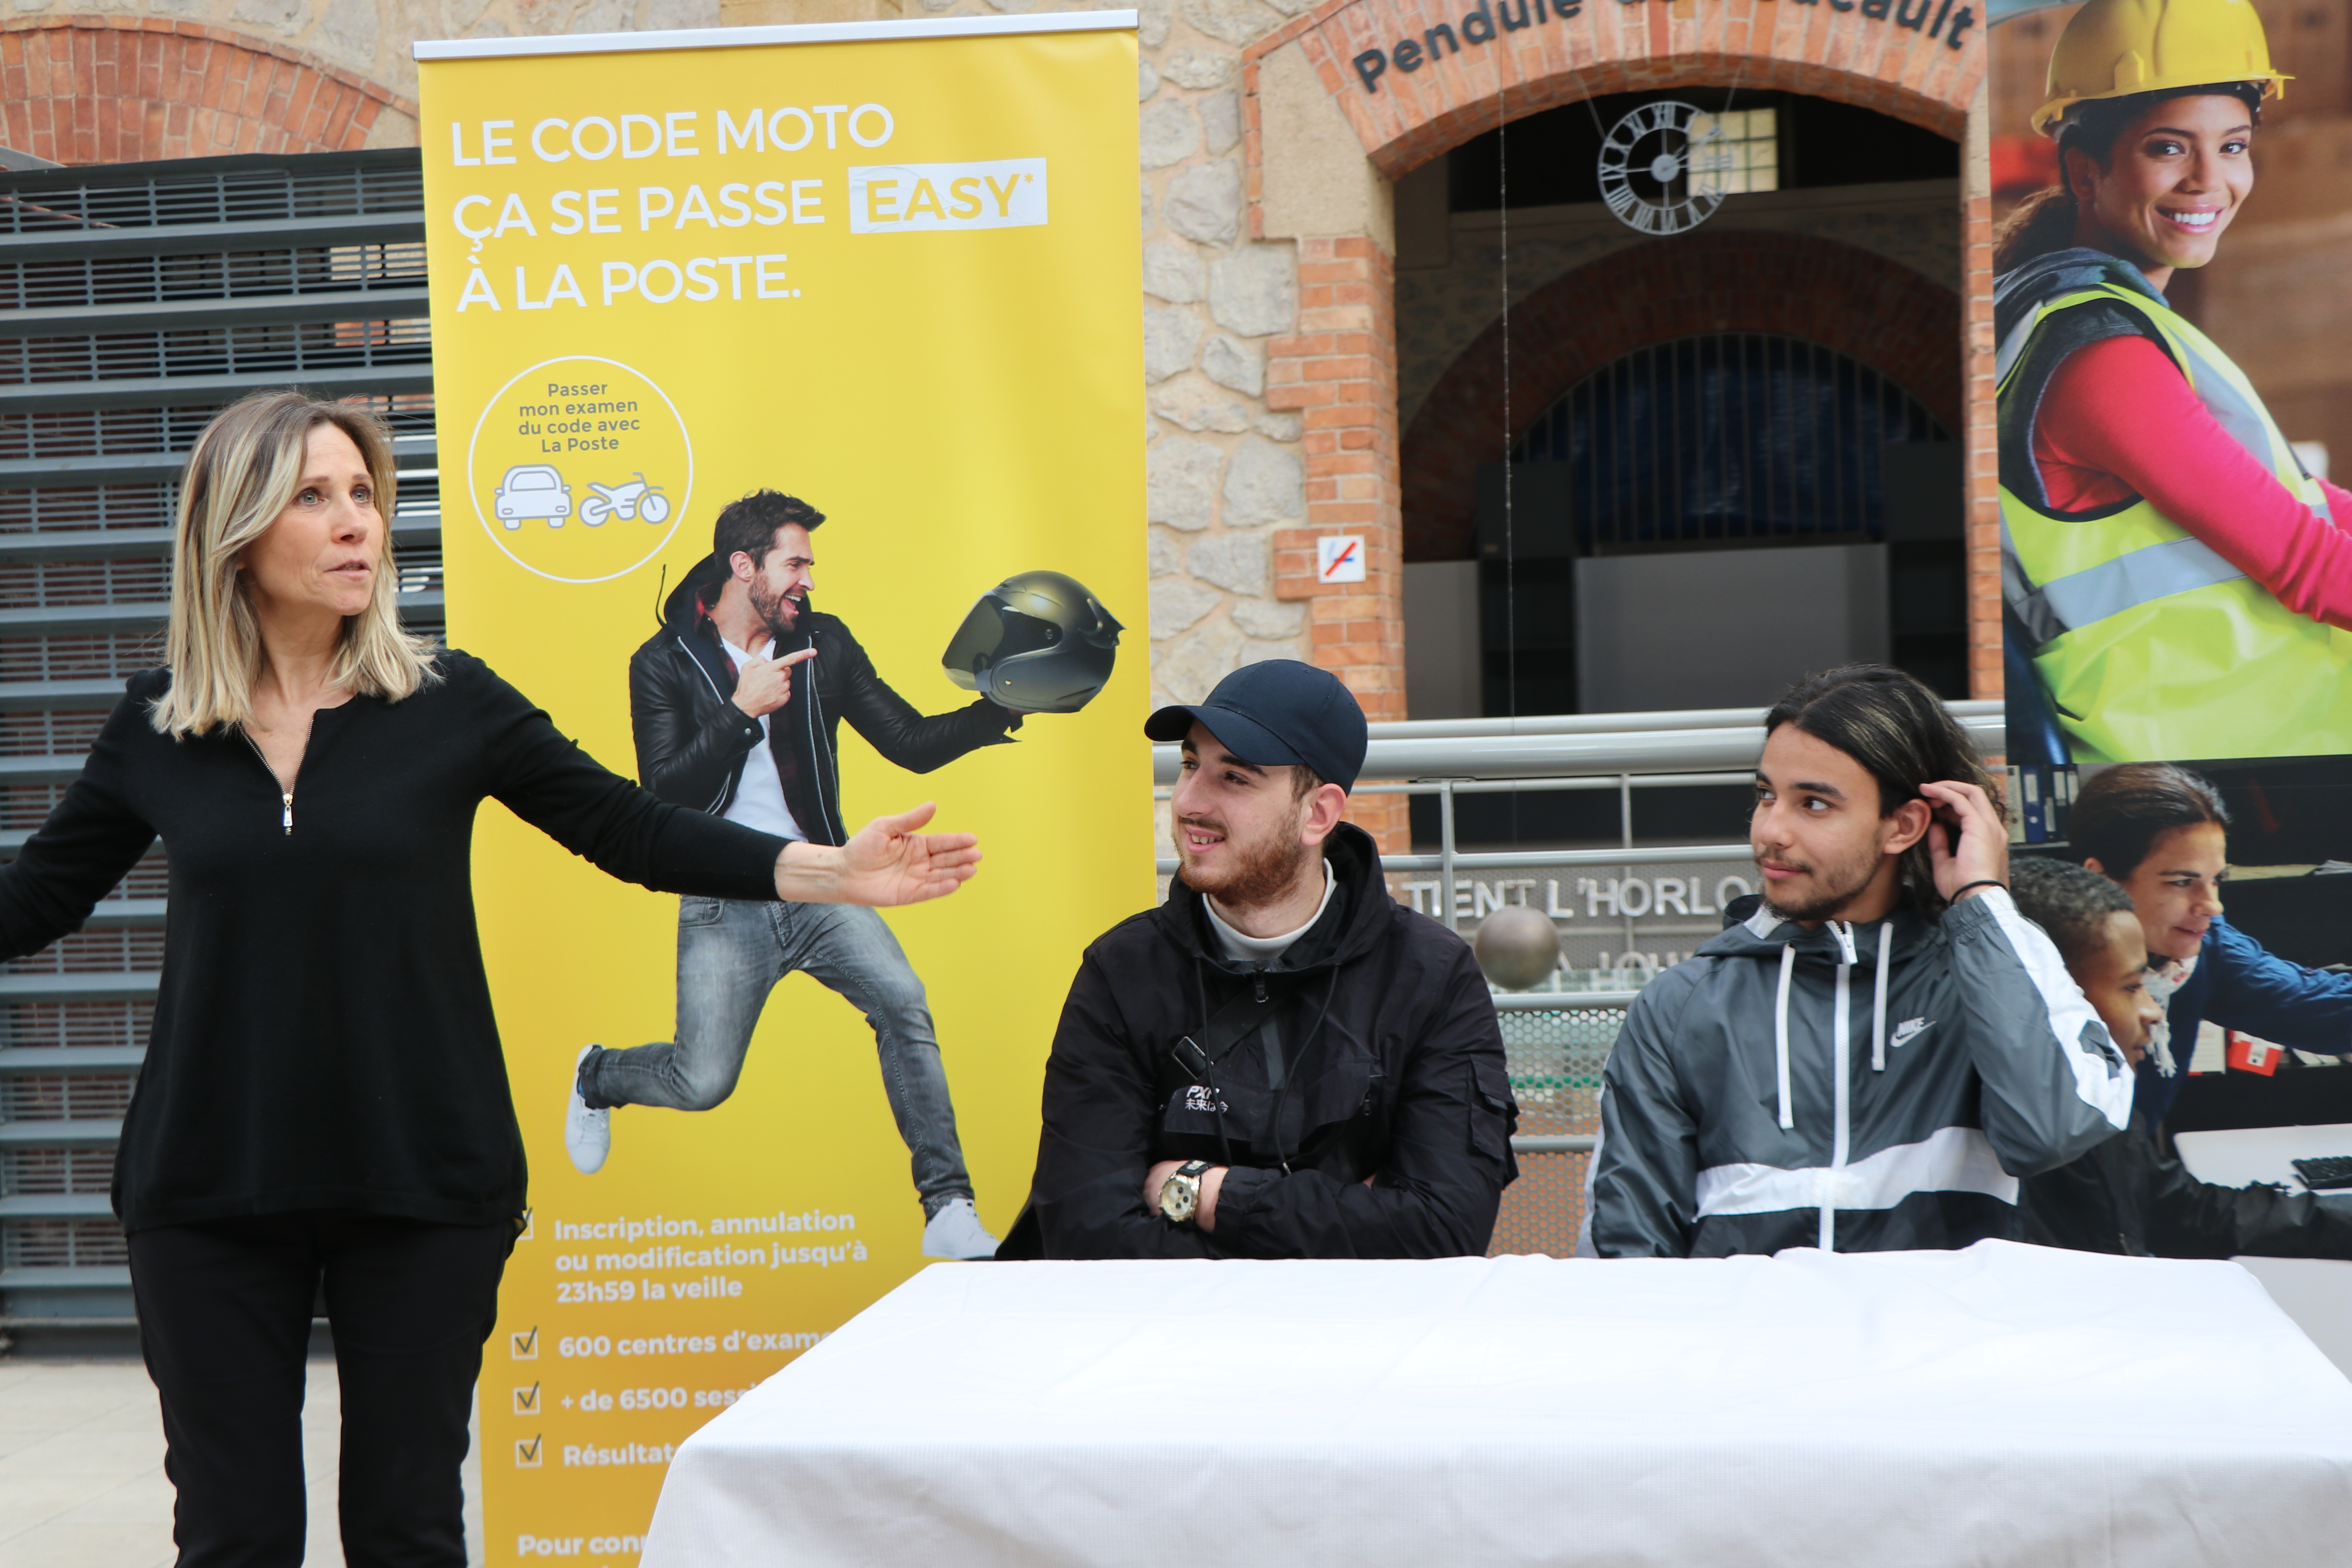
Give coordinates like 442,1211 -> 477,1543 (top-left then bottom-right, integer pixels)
2325,475 -> 2352,530
2037,334 -> 2352,630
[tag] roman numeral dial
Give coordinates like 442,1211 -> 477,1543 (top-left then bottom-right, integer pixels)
1594,100 -> 1731,236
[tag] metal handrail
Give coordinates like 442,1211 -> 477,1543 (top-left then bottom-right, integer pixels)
1151,703 -> 2000,785
1332,699 -> 1998,742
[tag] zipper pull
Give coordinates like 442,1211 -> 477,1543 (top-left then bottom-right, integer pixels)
1252,971 -> 1268,1003
281,792 -> 293,835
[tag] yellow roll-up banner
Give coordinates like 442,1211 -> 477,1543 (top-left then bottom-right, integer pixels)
416,15 -> 1145,1562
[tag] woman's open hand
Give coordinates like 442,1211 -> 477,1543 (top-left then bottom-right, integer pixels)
775,802 -> 980,907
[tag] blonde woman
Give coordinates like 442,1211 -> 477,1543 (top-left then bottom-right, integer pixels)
0,392 -> 978,1565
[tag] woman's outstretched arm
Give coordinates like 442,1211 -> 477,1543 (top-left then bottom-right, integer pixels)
773,804 -> 979,906
477,655 -> 978,908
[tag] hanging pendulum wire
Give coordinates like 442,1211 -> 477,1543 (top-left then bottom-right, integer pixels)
1500,104 -> 1517,722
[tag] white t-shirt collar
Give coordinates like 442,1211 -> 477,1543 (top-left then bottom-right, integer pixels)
1203,859 -> 1336,967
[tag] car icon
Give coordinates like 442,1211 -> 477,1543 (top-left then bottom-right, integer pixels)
495,464 -> 571,528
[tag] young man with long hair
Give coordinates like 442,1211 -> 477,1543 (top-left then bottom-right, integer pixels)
1587,665 -> 2135,1258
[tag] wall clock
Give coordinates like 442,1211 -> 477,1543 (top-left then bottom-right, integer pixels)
1597,100 -> 1730,235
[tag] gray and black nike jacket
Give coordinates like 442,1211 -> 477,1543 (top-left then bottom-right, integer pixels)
1588,888 -> 2135,1258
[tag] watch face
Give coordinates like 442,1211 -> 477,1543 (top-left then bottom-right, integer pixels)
1597,100 -> 1730,236
1160,1176 -> 1196,1223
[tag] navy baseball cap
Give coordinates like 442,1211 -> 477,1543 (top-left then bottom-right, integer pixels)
1145,660 -> 1369,791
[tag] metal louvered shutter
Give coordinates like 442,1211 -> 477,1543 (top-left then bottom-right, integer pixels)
0,148 -> 436,1333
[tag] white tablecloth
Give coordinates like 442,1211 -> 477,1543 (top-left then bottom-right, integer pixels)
2174,1122 -> 2352,1379
642,1241 -> 2352,1568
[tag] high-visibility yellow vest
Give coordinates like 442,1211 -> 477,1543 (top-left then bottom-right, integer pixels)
1998,278 -> 2351,764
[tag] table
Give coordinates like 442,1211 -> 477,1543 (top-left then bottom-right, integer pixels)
2176,1121 -> 2352,1378
642,1243 -> 2352,1568
2174,1120 -> 2352,1191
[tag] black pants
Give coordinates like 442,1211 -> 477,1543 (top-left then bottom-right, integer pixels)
127,1209 -> 514,1568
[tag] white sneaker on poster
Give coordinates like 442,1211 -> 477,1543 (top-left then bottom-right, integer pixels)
565,1044 -> 610,1175
922,1198 -> 999,1260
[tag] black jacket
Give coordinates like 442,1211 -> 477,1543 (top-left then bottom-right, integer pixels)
628,553 -> 1019,845
1000,824 -> 1519,1259
2021,1108 -> 2352,1259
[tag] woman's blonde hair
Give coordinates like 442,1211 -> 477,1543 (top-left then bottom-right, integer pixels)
152,391 -> 439,737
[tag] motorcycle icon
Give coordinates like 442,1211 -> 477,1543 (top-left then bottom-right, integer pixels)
578,474 -> 671,526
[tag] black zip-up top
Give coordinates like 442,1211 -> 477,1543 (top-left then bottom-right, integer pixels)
0,655 -> 788,1233
627,554 -> 1019,846
1001,824 -> 1519,1259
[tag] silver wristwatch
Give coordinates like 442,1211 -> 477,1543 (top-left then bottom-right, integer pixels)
1158,1160 -> 1212,1225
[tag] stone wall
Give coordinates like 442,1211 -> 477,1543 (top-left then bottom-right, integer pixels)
1131,0 -> 1319,707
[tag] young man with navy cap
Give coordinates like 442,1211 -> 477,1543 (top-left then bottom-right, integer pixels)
996,660 -> 1518,1260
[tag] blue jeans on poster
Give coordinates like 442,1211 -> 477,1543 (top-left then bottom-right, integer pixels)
581,897 -> 974,1216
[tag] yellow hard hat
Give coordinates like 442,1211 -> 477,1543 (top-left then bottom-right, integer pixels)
2033,0 -> 2288,137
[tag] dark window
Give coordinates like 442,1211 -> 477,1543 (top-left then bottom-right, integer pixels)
1448,89 -> 1956,212
1509,333 -> 1948,548
1473,334 -> 1964,711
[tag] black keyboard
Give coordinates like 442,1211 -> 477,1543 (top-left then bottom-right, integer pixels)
2290,1155 -> 2352,1192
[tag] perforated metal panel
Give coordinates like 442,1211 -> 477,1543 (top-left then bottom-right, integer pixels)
1490,1002 -> 1621,1257
0,149 -> 436,1329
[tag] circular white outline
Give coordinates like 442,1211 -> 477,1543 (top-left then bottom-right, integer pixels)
468,354 -> 694,585
1595,100 -> 1726,236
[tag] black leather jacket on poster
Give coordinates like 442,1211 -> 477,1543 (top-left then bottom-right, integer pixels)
998,823 -> 1519,1260
628,553 -> 1019,847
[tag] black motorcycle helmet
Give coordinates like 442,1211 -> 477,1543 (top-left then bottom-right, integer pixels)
942,570 -> 1123,713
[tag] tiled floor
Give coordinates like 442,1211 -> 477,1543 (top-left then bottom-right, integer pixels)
0,1356 -> 483,1568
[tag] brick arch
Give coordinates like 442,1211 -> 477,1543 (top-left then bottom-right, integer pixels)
1244,0 -> 1984,180
0,16 -> 414,165
1401,230 -> 1962,560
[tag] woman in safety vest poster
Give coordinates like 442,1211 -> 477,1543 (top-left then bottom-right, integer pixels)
1994,0 -> 2352,766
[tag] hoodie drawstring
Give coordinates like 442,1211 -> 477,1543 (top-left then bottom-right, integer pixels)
1774,942 -> 1797,1131
1189,959 -> 1234,1168
1264,965 -> 1344,1175
1871,920 -> 1893,1073
1773,920 -> 1895,1138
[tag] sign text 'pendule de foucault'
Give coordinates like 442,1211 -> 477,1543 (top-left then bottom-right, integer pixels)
1351,0 -> 1978,96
